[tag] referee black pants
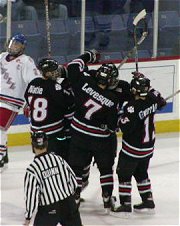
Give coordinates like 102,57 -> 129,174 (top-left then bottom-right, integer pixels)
33,195 -> 82,226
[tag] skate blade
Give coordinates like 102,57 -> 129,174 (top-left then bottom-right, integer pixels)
134,208 -> 155,215
110,211 -> 132,219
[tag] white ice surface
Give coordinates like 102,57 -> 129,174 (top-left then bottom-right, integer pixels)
0,133 -> 179,226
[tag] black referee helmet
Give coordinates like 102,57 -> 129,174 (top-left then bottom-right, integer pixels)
31,131 -> 48,149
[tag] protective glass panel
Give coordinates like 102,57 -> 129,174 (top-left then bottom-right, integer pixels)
4,0 -> 179,62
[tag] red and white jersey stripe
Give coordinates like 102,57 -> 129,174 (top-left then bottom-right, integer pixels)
31,119 -> 64,136
122,139 -> 154,158
0,93 -> 24,109
71,117 -> 111,138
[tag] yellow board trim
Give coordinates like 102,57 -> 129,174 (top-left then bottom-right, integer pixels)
8,132 -> 31,146
8,120 -> 180,146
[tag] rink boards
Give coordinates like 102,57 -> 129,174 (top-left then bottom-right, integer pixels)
8,57 -> 180,146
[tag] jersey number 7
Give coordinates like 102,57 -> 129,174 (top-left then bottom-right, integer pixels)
84,99 -> 102,120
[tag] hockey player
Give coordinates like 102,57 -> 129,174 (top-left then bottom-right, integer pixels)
67,50 -> 120,211
112,74 -> 166,215
0,33 -> 41,170
81,63 -> 133,190
24,58 -> 74,161
23,131 -> 82,226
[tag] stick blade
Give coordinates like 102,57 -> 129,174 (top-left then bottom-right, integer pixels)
133,9 -> 147,26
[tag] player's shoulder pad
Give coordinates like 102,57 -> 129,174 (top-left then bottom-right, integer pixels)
28,77 -> 42,85
20,54 -> 35,64
118,80 -> 131,88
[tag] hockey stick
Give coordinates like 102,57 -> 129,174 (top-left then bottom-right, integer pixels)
117,9 -> 148,71
133,10 -> 148,72
44,0 -> 51,57
165,89 -> 180,101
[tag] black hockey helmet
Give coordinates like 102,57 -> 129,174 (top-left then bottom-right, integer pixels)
38,58 -> 58,73
31,131 -> 48,149
130,76 -> 150,97
96,63 -> 119,88
38,58 -> 62,80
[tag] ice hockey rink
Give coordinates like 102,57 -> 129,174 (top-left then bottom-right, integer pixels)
0,132 -> 179,226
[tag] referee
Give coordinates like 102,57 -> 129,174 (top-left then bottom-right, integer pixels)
23,131 -> 83,226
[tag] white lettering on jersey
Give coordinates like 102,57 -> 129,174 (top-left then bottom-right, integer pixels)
82,83 -> 114,107
28,85 -> 43,94
120,117 -> 130,124
139,103 -> 158,119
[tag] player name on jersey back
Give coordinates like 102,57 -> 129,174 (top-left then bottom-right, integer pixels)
28,85 -> 43,94
139,103 -> 158,119
82,83 -> 114,107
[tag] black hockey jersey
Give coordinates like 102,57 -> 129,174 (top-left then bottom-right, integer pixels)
113,80 -> 132,107
118,91 -> 165,159
67,53 -> 119,138
88,69 -> 133,110
24,77 -> 74,138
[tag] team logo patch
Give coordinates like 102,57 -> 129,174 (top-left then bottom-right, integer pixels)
55,84 -> 62,90
127,106 -> 134,113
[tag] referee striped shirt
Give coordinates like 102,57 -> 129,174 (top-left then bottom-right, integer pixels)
24,152 -> 77,220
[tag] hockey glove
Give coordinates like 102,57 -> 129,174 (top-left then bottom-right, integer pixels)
132,71 -> 145,79
148,88 -> 167,110
85,49 -> 101,63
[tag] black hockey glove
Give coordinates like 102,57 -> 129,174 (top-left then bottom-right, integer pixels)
148,88 -> 167,110
85,49 -> 101,63
131,71 -> 145,79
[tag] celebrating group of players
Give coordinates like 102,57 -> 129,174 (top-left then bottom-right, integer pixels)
0,33 -> 166,225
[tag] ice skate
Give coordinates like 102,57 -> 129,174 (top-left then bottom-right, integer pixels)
111,204 -> 132,218
0,154 -> 8,173
4,151 -> 9,164
0,156 -> 5,171
133,200 -> 155,214
103,195 -> 116,214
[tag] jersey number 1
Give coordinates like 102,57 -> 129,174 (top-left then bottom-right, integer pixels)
143,116 -> 155,143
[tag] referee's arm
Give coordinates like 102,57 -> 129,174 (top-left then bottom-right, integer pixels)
24,170 -> 40,220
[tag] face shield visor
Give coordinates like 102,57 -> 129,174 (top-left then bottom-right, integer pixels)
8,39 -> 25,56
